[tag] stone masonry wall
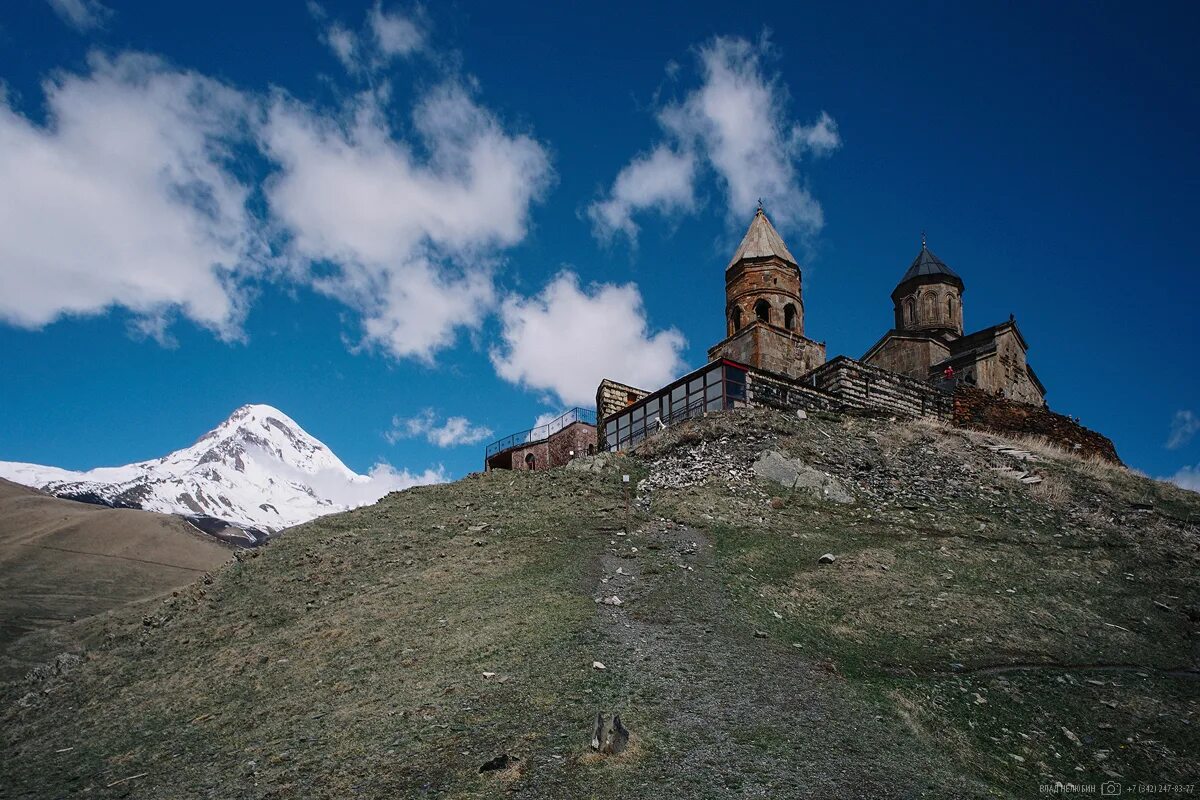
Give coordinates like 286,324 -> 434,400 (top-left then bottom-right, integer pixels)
547,422 -> 597,466
807,356 -> 952,419
952,386 -> 1120,463
509,441 -> 550,471
596,379 -> 650,423
744,369 -> 844,414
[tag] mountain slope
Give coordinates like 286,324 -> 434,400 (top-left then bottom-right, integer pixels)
0,478 -> 231,678
3,408 -> 1197,798
0,404 -> 425,534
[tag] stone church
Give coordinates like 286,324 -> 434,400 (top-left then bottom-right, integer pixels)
708,208 -> 1046,406
492,207 -> 1084,471
862,239 -> 1046,405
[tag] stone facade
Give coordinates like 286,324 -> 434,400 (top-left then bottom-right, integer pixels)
953,386 -> 1119,463
596,378 -> 650,423
494,421 -> 597,471
708,322 -> 826,382
859,334 -> 951,382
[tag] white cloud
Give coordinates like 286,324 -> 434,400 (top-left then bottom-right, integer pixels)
533,411 -> 560,427
323,23 -> 360,72
261,82 -> 551,361
590,34 -> 840,243
587,144 -> 696,242
1166,410 -> 1199,450
792,110 -> 840,156
1166,464 -> 1200,493
300,461 -> 447,507
0,53 -> 260,340
369,3 -> 424,58
491,271 -> 687,407
313,1 -> 424,73
46,0 -> 112,31
387,409 -> 493,447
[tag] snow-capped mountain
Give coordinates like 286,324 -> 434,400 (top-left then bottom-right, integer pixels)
0,404 -> 439,538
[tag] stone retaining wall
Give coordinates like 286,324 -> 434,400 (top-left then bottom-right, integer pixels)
952,386 -> 1120,463
806,356 -> 952,419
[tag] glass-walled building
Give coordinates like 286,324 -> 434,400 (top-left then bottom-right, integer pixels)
601,361 -> 747,452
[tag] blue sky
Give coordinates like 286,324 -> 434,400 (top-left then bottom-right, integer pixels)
1,0 -> 1198,490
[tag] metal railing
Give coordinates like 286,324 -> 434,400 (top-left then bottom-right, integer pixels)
485,407 -> 597,458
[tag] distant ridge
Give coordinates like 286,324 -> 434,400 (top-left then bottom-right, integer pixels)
0,404 -> 409,535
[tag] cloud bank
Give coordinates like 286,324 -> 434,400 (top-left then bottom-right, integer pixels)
589,35 -> 840,244
0,53 -> 260,341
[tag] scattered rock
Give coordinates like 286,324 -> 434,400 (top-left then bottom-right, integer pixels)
592,661 -> 606,670
600,596 -> 623,606
818,553 -> 837,564
769,496 -> 785,510
753,630 -> 768,638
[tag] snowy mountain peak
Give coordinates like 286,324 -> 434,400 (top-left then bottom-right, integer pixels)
0,404 -> 440,538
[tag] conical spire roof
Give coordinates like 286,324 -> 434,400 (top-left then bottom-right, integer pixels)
726,208 -> 798,270
896,242 -> 963,289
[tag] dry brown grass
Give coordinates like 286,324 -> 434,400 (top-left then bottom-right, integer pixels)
1029,476 -> 1071,506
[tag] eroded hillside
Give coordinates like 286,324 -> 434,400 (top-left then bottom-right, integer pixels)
2,409 -> 1197,798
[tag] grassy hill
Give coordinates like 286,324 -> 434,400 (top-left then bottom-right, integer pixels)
2,410 -> 1197,798
0,479 -> 231,680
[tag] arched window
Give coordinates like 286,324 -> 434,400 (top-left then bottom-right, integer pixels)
924,293 -> 936,322
904,297 -> 916,325
587,444 -> 594,456
783,303 -> 797,331
947,295 -> 956,323
732,306 -> 743,332
524,453 -> 536,470
754,299 -> 771,324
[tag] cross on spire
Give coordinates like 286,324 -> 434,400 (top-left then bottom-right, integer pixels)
921,229 -> 927,249
757,197 -> 764,213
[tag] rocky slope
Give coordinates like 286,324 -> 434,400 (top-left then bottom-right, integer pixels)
2,407 -> 1197,798
0,404 -> 413,538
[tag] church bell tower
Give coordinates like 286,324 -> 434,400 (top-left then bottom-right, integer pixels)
707,207 -> 826,379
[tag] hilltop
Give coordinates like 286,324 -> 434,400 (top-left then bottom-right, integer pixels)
2,408 -> 1197,798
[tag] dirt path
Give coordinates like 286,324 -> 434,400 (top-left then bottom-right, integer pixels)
584,519 -> 992,799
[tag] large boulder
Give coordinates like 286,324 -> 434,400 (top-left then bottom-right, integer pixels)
752,450 -> 855,504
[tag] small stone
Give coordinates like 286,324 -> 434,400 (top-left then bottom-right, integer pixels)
818,553 -> 836,564
601,596 -> 623,606
482,671 -> 496,679
754,630 -> 768,638
472,539 -> 486,547
592,661 -> 606,670
769,496 -> 785,510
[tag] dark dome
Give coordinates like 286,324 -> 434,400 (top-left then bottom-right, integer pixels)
894,245 -> 964,293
